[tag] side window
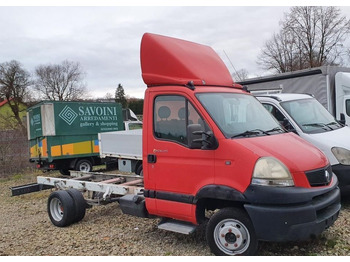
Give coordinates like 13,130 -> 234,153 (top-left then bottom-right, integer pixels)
263,104 -> 274,114
154,95 -> 208,146
263,103 -> 294,131
263,103 -> 285,122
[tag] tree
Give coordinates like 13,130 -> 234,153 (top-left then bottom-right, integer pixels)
0,60 -> 31,131
34,60 -> 87,101
104,92 -> 113,100
128,98 -> 144,115
232,69 -> 249,82
115,83 -> 127,108
258,6 -> 350,73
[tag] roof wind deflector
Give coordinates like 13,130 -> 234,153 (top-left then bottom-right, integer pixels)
140,33 -> 238,88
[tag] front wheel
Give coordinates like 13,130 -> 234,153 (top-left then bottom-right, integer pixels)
206,207 -> 258,256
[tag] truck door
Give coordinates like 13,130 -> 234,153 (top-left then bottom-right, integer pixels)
145,92 -> 215,222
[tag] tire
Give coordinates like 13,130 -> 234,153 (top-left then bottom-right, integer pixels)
59,169 -> 70,176
47,190 -> 76,227
206,207 -> 258,256
75,159 -> 92,172
67,188 -> 86,223
136,164 -> 143,176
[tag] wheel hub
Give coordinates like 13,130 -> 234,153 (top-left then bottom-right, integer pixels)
79,162 -> 90,172
225,232 -> 237,244
214,219 -> 250,255
50,198 -> 64,222
218,224 -> 243,250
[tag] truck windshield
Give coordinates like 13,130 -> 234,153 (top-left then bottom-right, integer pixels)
281,98 -> 342,134
196,93 -> 284,138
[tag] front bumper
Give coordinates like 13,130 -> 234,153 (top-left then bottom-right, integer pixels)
243,176 -> 341,242
332,164 -> 350,187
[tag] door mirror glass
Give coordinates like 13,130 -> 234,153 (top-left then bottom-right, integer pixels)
187,124 -> 218,150
187,124 -> 202,149
339,113 -> 346,125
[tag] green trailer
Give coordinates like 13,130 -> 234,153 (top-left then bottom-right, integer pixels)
27,101 -> 124,175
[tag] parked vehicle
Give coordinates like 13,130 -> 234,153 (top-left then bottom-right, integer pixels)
13,33 -> 341,256
99,129 -> 142,175
122,108 -> 143,130
257,93 -> 350,191
27,101 -> 128,175
239,66 -> 350,125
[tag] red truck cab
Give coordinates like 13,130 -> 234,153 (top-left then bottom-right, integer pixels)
140,33 -> 340,255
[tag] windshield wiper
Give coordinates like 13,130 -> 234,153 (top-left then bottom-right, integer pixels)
325,121 -> 341,129
231,129 -> 269,138
302,123 -> 331,130
265,127 -> 285,134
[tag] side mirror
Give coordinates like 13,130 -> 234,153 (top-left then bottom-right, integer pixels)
187,124 -> 218,150
339,113 -> 346,126
187,124 -> 202,149
282,118 -> 297,134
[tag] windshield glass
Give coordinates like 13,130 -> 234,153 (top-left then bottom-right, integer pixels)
281,98 -> 342,134
196,92 -> 284,138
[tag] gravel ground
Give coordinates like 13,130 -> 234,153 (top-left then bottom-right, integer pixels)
1,172 -> 350,256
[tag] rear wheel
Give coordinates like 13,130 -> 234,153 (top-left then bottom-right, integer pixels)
47,191 -> 76,227
75,159 -> 92,172
206,207 -> 258,256
67,189 -> 86,223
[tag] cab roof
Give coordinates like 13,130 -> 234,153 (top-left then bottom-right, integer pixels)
140,33 -> 240,88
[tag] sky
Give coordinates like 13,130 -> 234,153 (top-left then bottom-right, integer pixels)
1,1 -> 350,99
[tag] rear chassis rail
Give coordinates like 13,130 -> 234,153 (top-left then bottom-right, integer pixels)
11,171 -> 144,206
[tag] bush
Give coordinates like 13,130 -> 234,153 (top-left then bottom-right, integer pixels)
0,129 -> 34,177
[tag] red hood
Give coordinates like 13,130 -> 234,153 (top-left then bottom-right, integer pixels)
140,33 -> 237,88
234,133 -> 328,174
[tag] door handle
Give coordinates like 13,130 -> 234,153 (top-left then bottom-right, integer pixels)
147,154 -> 157,163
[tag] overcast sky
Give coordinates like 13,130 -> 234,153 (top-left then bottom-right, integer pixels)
1,3 -> 350,99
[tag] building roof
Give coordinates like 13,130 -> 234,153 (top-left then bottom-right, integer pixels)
0,99 -> 10,107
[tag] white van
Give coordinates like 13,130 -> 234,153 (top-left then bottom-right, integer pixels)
256,93 -> 350,191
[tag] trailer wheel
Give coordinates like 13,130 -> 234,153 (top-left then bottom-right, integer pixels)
206,207 -> 258,256
67,188 -> 86,223
47,190 -> 76,227
75,159 -> 92,172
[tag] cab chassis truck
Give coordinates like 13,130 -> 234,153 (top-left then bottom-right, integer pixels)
11,33 -> 341,256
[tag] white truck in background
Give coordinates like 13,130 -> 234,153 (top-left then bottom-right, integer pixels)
256,93 -> 350,192
239,66 -> 350,125
101,108 -> 143,173
99,129 -> 143,175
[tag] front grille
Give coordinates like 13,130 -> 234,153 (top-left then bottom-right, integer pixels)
305,165 -> 332,187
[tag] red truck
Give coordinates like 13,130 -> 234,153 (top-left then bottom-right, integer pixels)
12,33 -> 341,256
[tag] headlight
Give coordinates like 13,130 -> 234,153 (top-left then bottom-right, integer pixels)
331,147 -> 350,165
252,157 -> 294,187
